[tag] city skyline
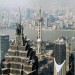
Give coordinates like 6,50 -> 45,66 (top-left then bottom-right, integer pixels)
0,1 -> 75,75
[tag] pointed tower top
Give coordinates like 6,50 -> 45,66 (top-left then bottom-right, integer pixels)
38,8 -> 43,22
39,9 -> 41,16
39,2 -> 41,15
19,7 -> 21,25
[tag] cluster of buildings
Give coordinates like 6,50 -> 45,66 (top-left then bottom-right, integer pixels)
0,8 -> 75,75
0,7 -> 75,30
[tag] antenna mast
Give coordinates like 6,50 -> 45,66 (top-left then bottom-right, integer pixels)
19,7 -> 21,25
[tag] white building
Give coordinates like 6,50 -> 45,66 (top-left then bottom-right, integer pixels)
54,59 -> 66,75
0,34 -> 9,63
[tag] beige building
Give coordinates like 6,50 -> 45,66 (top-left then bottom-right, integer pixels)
66,44 -> 70,72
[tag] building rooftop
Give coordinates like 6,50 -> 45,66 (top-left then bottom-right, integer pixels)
55,38 -> 66,45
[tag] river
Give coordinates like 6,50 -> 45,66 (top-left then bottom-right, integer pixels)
0,28 -> 75,42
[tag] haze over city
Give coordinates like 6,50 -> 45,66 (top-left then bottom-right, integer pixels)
0,0 -> 75,9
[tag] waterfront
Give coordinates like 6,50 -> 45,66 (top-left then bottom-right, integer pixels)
0,28 -> 75,42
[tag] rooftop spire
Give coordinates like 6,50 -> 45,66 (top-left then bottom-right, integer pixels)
19,7 -> 24,36
39,1 -> 41,16
19,7 -> 21,25
39,9 -> 41,16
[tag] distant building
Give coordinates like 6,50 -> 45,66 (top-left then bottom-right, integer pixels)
44,18 -> 48,28
42,11 -> 48,18
0,34 -> 9,63
26,9 -> 31,19
66,42 -> 70,72
71,37 -> 75,51
54,37 -> 66,75
60,19 -> 65,29
48,15 -> 55,23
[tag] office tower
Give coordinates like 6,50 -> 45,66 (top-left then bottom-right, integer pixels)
60,19 -> 65,29
71,37 -> 75,52
65,22 -> 69,29
42,11 -> 48,18
37,9 -> 43,54
2,22 -> 39,75
70,37 -> 75,75
66,41 -> 70,72
54,37 -> 66,75
48,15 -> 55,23
44,18 -> 48,28
0,34 -> 9,63
26,9 -> 31,19
1,21 -> 51,75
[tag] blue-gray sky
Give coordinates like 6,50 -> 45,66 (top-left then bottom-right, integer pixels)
0,0 -> 75,9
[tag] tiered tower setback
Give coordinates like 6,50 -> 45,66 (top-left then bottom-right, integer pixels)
2,23 -> 38,75
16,23 -> 24,46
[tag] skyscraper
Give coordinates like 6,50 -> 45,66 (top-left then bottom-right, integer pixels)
26,9 -> 31,19
54,37 -> 66,75
66,41 -> 70,72
60,19 -> 65,29
2,9 -> 38,74
0,34 -> 9,63
48,15 -> 55,23
2,23 -> 38,75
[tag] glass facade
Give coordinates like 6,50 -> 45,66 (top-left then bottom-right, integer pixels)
0,35 -> 9,63
54,43 -> 66,65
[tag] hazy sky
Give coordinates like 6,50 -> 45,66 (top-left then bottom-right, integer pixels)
0,0 -> 75,9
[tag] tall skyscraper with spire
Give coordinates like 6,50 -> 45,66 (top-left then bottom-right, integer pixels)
1,9 -> 38,75
16,8 -> 24,46
37,9 -> 43,54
